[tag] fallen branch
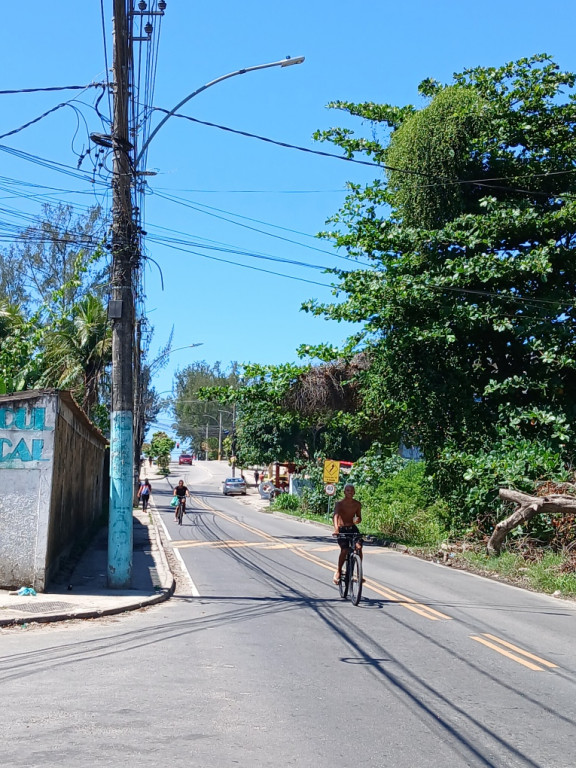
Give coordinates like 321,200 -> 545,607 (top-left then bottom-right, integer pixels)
487,489 -> 576,556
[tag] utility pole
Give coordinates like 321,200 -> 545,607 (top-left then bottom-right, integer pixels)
218,411 -> 222,461
108,0 -> 135,588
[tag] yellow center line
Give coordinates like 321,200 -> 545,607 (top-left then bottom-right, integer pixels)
470,636 -> 545,671
173,540 -> 293,550
192,496 -> 451,622
481,633 -> 558,668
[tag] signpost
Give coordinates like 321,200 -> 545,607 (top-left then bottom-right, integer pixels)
323,459 -> 340,484
324,477 -> 338,518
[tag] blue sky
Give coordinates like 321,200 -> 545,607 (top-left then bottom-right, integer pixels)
1,1 -> 575,409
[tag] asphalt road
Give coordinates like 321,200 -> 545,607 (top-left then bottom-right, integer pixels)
1,461 -> 575,767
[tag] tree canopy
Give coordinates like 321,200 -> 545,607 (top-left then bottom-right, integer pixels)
307,54 -> 576,521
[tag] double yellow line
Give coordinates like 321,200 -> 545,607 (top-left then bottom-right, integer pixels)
191,496 -> 451,621
470,633 -> 558,671
187,495 -> 560,672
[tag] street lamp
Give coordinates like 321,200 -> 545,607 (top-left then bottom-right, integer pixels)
108,49 -> 304,588
135,56 -> 305,166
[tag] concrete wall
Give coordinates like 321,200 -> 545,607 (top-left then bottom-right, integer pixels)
0,391 -> 108,591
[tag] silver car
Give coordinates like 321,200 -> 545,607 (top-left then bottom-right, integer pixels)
222,477 -> 247,496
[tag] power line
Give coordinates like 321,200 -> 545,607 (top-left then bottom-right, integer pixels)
0,83 -> 106,95
159,108 -> 576,193
153,190 -> 368,264
148,238 -> 334,288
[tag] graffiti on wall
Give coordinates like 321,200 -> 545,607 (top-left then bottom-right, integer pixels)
0,406 -> 53,464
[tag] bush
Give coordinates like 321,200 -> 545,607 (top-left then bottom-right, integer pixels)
271,493 -> 301,512
357,462 -> 447,546
435,436 -> 571,536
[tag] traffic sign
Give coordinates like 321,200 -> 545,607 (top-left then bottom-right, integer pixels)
323,459 -> 340,484
325,483 -> 336,496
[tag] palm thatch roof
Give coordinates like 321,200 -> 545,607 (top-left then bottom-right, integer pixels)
285,353 -> 370,416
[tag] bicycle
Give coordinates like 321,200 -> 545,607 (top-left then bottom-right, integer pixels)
176,498 -> 186,525
336,532 -> 363,605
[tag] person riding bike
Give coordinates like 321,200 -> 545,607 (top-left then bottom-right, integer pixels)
332,484 -> 363,584
173,479 -> 190,521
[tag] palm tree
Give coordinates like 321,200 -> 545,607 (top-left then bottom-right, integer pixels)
41,295 -> 112,417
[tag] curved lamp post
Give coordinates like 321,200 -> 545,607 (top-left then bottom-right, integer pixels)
136,56 -> 304,166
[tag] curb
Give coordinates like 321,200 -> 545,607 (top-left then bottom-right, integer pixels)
0,507 -> 176,629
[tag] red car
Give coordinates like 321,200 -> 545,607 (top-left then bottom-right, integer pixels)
178,453 -> 192,465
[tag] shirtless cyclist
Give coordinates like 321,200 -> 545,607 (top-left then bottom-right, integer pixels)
332,484 -> 362,584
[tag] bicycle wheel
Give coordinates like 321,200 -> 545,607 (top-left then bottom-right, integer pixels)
177,502 -> 184,525
338,558 -> 349,599
349,553 -> 363,605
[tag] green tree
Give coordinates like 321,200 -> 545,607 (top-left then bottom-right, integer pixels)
0,302 -> 44,394
172,361 -> 240,453
0,203 -> 107,311
149,431 -> 176,475
309,54 -> 576,522
40,294 -> 112,418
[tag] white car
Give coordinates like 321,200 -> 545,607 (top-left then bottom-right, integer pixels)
222,477 -> 247,496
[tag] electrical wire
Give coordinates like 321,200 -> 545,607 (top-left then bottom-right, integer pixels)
152,189 -> 369,263
146,238 -> 334,288
0,84 -> 105,95
156,107 -> 576,194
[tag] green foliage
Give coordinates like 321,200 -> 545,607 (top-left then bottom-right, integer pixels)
149,431 -> 176,475
40,294 -> 111,417
435,436 -> 570,533
387,85 -> 486,228
356,463 -> 448,545
309,54 -> 576,523
348,443 -> 410,487
172,361 -> 239,454
0,303 -> 44,393
271,493 -> 301,512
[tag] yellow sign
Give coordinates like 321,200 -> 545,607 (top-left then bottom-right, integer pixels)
323,459 -> 340,484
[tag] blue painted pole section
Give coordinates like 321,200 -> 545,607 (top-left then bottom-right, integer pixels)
108,410 -> 133,587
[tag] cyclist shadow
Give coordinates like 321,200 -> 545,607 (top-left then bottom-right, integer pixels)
347,597 -> 396,609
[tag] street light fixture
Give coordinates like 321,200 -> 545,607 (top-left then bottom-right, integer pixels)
135,56 -> 305,165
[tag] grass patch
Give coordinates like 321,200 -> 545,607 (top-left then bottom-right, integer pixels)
459,548 -> 576,596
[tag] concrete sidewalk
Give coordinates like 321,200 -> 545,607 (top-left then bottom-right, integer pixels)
0,504 -> 174,628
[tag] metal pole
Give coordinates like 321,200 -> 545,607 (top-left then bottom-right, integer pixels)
108,0 -> 134,588
205,422 -> 209,461
231,403 -> 236,478
218,411 -> 222,461
135,57 -> 305,166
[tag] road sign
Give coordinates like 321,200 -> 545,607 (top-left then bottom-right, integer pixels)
323,459 -> 340,484
325,483 -> 336,496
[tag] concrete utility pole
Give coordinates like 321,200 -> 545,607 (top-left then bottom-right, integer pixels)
108,0 -> 135,588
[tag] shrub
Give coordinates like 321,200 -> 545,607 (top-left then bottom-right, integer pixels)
435,436 -> 571,536
357,462 -> 447,546
271,493 -> 301,512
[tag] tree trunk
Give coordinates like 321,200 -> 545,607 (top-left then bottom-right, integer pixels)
487,489 -> 576,556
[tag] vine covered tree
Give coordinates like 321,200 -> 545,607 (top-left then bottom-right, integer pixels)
308,54 -> 576,522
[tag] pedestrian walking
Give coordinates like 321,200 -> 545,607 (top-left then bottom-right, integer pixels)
254,470 -> 260,486
138,478 -> 152,511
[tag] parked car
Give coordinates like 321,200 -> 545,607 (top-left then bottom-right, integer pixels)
222,477 -> 247,496
178,453 -> 192,465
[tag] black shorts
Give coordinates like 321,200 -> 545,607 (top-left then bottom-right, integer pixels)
338,525 -> 360,549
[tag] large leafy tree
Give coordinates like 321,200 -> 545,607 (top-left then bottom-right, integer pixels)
308,55 -> 576,511
202,359 -> 379,466
172,361 -> 240,453
0,203 -> 107,311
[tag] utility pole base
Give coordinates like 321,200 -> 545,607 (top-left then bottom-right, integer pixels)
108,410 -> 134,587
